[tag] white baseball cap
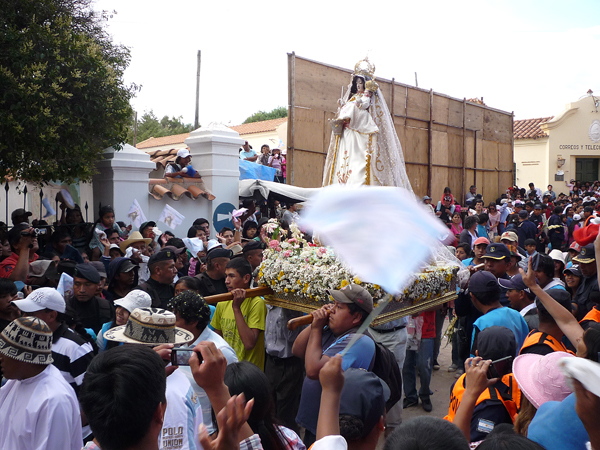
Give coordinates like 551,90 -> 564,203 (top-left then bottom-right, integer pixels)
12,288 -> 66,313
114,290 -> 152,314
177,148 -> 190,158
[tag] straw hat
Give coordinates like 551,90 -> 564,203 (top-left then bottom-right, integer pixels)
119,231 -> 152,253
103,307 -> 194,346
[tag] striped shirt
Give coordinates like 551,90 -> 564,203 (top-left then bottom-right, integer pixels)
52,322 -> 95,393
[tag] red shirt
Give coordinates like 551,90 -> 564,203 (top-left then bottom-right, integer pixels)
421,310 -> 436,339
0,252 -> 39,279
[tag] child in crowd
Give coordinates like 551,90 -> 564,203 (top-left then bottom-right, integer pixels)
89,205 -> 130,261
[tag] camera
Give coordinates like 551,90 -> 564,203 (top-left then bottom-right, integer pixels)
21,228 -> 47,237
170,348 -> 202,366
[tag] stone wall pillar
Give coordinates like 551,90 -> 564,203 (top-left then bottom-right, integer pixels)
93,144 -> 156,224
185,124 -> 242,234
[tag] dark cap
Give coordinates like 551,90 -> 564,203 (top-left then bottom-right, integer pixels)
482,243 -> 511,261
162,245 -> 185,255
498,274 -> 535,299
44,260 -> 77,281
139,221 -> 156,233
524,239 -> 537,247
339,368 -> 390,439
536,289 -> 572,315
564,265 -> 582,277
468,271 -> 501,294
326,283 -> 373,313
118,259 -> 138,274
242,241 -> 265,253
573,244 -> 595,264
11,208 -> 32,220
89,261 -> 107,278
148,250 -> 177,267
207,247 -> 233,260
475,326 -> 517,361
74,264 -> 100,284
518,210 -> 529,219
534,204 -> 543,210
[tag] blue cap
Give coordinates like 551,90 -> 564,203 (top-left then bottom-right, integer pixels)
74,264 -> 100,284
482,243 -> 511,261
339,368 -> 390,439
468,271 -> 501,294
497,274 -> 535,299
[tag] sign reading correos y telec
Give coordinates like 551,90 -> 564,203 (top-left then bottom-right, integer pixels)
558,120 -> 600,150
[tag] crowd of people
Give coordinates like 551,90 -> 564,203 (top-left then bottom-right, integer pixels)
0,178 -> 599,450
239,141 -> 286,183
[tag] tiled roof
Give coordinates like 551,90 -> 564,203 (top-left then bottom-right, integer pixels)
136,117 -> 286,150
143,149 -> 215,201
513,117 -> 553,140
467,97 -> 486,105
136,132 -> 190,149
229,117 -> 287,135
148,178 -> 215,202
144,148 -> 182,169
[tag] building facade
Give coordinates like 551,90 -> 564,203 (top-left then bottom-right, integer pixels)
514,95 -> 600,194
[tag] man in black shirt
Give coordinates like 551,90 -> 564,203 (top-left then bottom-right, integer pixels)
195,247 -> 231,297
0,279 -> 18,334
137,250 -> 177,308
68,264 -> 114,334
572,244 -> 600,321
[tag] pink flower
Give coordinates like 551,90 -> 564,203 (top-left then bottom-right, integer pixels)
288,238 -> 297,244
269,240 -> 279,249
283,250 -> 292,257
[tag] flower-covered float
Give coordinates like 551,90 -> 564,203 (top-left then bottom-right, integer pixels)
257,220 -> 459,326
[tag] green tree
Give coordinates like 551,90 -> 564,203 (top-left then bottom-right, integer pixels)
0,0 -> 136,184
127,110 -> 192,145
243,106 -> 288,124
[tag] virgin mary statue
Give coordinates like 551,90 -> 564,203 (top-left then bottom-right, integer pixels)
322,58 -> 413,193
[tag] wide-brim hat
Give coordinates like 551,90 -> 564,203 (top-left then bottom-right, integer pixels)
119,231 -> 152,253
103,307 -> 193,346
0,317 -> 53,365
513,352 -> 575,409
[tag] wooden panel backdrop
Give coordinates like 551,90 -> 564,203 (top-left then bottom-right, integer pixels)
287,53 -> 514,203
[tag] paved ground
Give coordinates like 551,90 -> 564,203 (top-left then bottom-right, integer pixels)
402,318 -> 456,421
376,318 -> 457,449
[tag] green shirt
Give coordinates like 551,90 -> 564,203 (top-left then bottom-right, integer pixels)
210,296 -> 267,370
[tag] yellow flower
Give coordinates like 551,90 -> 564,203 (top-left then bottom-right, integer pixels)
284,288 -> 289,293
297,280 -> 301,285
340,280 -> 349,288
374,284 -> 380,290
353,276 -> 361,284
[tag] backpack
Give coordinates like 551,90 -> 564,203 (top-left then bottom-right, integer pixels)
365,331 -> 403,411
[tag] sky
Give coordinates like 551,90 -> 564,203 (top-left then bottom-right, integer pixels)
94,0 -> 600,127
